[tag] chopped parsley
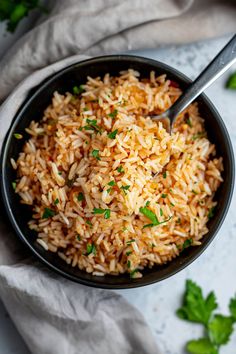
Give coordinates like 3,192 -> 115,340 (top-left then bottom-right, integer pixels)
126,251 -> 132,256
108,129 -> 118,139
186,118 -> 193,127
170,202 -> 175,207
86,243 -> 96,255
117,165 -> 124,173
54,198 -> 59,205
140,206 -> 172,228
127,260 -> 131,268
108,109 -> 118,119
226,72 -> 236,89
12,181 -> 16,190
14,133 -> 23,139
42,208 -> 56,219
84,119 -> 101,133
126,239 -> 135,245
73,85 -> 84,95
145,201 -> 150,207
177,280 -> 236,354
163,171 -> 167,179
92,149 -> 101,160
76,234 -> 81,241
161,193 -> 167,198
182,238 -> 193,251
120,185 -> 130,194
93,208 -> 111,219
192,132 -> 206,140
86,220 -> 92,228
208,207 -> 216,219
108,180 -> 115,186
130,269 -> 139,278
83,107 -> 89,111
160,208 -> 163,216
77,192 -> 84,201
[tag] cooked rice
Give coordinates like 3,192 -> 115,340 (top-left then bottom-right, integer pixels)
14,70 -> 223,278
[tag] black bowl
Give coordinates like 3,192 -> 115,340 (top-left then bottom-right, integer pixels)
0,55 -> 234,289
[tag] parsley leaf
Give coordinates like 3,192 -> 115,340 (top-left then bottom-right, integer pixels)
120,185 -> 130,194
186,118 -> 193,128
117,165 -> 124,173
126,239 -> 135,245
140,206 -> 171,228
186,338 -> 218,354
108,180 -> 115,186
77,192 -> 84,201
176,280 -> 218,326
73,85 -> 84,95
86,243 -> 96,255
226,72 -> 236,90
108,109 -> 118,119
0,0 -> 47,32
14,133 -> 23,139
86,220 -> 92,228
54,198 -> 59,205
163,171 -> 167,179
208,207 -> 216,219
208,315 -> 234,346
108,129 -> 118,139
161,193 -> 167,198
12,181 -> 16,190
229,296 -> 236,321
93,208 -> 111,219
92,149 -> 101,160
182,238 -> 193,251
42,208 -> 56,219
126,251 -> 132,256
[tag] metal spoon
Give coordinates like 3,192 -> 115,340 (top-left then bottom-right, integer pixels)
150,34 -> 236,132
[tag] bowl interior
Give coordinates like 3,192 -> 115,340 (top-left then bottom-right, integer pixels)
0,55 -> 234,288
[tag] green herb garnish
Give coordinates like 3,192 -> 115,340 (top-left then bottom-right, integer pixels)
84,119 -> 101,133
186,118 -> 193,127
182,238 -> 193,251
208,207 -> 216,219
12,181 -> 16,190
86,243 -> 96,255
93,208 -> 111,219
177,280 -> 236,354
54,198 -> 59,205
163,171 -> 167,179
117,165 -> 124,173
192,132 -> 206,140
127,260 -> 131,268
120,185 -> 130,194
92,149 -> 101,160
160,208 -> 163,216
0,0 -> 47,33
139,206 -> 172,228
108,180 -> 115,186
42,208 -> 56,219
161,193 -> 167,198
14,133 -> 23,139
108,109 -> 118,119
86,220 -> 92,228
76,234 -> 81,241
73,85 -> 84,95
108,129 -> 118,139
145,201 -> 150,207
170,202 -> 175,207
126,251 -> 132,256
192,190 -> 198,195
226,72 -> 236,89
77,192 -> 84,201
126,239 -> 135,245
130,269 -> 139,278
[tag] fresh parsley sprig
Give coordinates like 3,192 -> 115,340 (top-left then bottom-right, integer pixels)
177,280 -> 236,354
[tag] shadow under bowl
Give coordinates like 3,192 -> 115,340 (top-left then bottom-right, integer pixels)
0,55 -> 234,289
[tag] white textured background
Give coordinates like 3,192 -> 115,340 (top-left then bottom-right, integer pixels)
0,17 -> 236,354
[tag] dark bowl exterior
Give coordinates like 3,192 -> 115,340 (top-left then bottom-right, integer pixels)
0,55 -> 234,289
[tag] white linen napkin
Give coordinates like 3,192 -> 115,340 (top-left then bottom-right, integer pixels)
0,1 -> 235,353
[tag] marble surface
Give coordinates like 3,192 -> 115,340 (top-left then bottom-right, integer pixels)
0,21 -> 236,354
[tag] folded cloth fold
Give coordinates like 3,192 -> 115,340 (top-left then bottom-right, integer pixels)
0,0 -> 235,353
0,0 -> 235,101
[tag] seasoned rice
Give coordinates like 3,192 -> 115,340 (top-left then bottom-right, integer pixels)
14,70 -> 223,278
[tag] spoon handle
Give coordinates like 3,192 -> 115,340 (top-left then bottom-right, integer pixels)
169,34 -> 236,122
